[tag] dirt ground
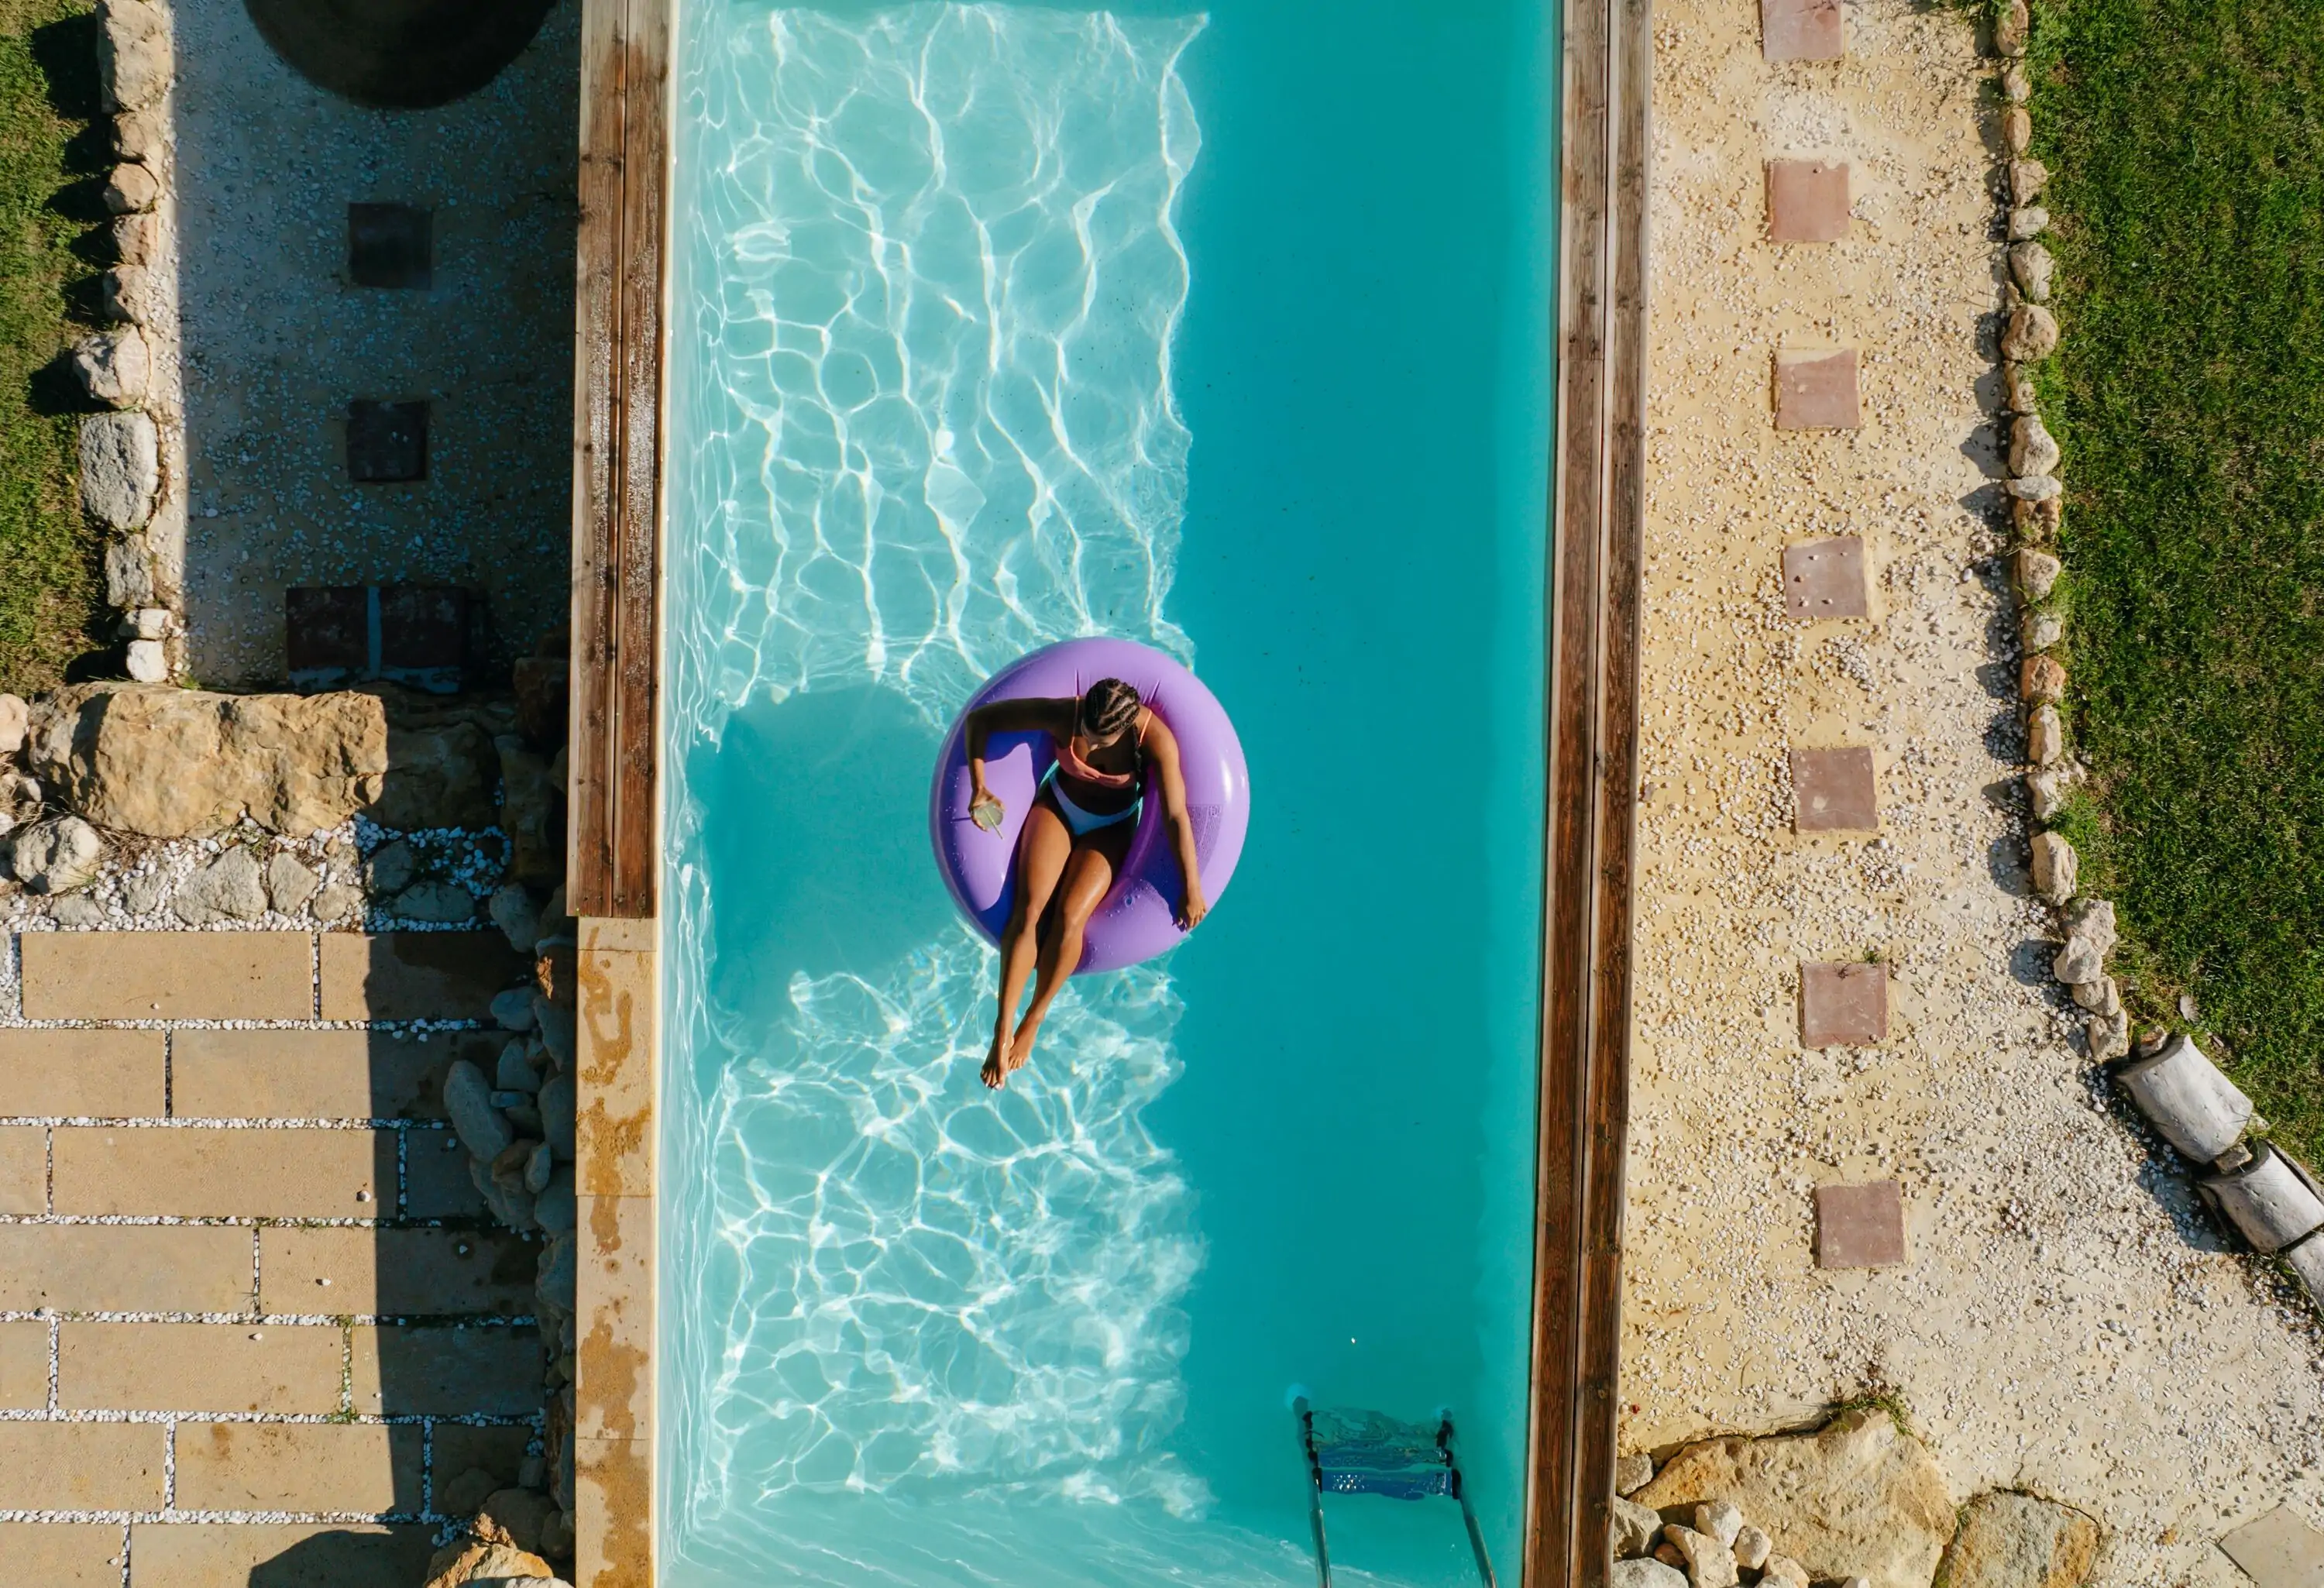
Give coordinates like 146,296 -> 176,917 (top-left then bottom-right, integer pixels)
1621,0 -> 2324,1579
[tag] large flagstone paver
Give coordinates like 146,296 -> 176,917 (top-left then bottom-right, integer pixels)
319,931 -> 526,1021
0,1030 -> 165,1116
260,1225 -> 533,1317
129,1524 -> 435,1588
19,931 -> 314,1021
0,1124 -> 43,1213
0,1318 -> 46,1408
348,1324 -> 541,1416
173,1422 -> 424,1514
0,1223 -> 253,1313
51,1125 -> 390,1218
0,1421 -> 165,1510
170,1027 -> 459,1122
0,1524 -> 121,1586
60,1321 -> 347,1415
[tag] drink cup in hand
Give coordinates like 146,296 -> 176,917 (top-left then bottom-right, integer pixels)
971,791 -> 1005,833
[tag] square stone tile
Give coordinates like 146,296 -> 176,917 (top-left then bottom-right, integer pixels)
377,584 -> 474,691
1800,961 -> 1889,1047
1814,1180 -> 1906,1268
286,585 -> 370,687
348,202 -> 432,289
1793,746 -> 1879,831
1774,350 -> 1860,430
1768,160 -> 1851,242
2220,1506 -> 2324,1588
1782,537 -> 1868,620
346,400 -> 429,483
1762,0 -> 1844,60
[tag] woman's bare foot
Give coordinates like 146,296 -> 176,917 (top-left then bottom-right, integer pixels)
981,1029 -> 1011,1089
1006,1015 -> 1043,1075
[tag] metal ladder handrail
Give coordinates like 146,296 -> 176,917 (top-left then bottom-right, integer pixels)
1294,1397 -> 1498,1588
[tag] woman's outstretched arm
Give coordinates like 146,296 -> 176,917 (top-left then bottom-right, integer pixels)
1142,717 -> 1208,930
965,697 -> 1074,824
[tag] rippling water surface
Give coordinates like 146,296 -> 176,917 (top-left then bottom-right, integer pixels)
664,2 -> 1557,1583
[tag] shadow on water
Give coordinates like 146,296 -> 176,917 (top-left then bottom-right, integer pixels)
692,684 -> 954,1030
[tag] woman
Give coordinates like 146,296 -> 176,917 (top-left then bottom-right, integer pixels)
964,676 -> 1208,1088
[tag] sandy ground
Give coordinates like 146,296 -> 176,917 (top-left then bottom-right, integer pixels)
1621,0 -> 2324,1578
167,0 -> 579,687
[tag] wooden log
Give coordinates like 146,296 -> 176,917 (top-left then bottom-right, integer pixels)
2281,1229 -> 2324,1307
2113,1033 -> 2250,1164
2202,1144 -> 2324,1255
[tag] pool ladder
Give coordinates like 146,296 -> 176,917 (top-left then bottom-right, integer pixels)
1293,1397 -> 1498,1588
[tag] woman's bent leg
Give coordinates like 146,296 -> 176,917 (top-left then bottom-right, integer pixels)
1009,821 -> 1132,1073
985,797 -> 1071,1088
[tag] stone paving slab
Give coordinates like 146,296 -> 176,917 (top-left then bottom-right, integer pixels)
0,1030 -> 167,1117
1782,535 -> 1869,620
576,1194 -> 651,1444
0,1223 -> 254,1314
1800,961 -> 1890,1047
261,1225 -> 534,1318
1767,158 -> 1851,242
19,932 -> 315,1022
576,1435 -> 651,1588
170,1028 -> 462,1122
60,1321 -> 346,1414
1792,745 -> 1880,831
0,1524 -> 122,1586
0,1124 -> 43,1213
433,1421 -> 537,1490
1761,0 -> 1844,60
131,1524 -> 435,1588
52,1126 -> 390,1218
0,1318 -> 46,1408
174,1422 -> 424,1514
349,1325 -> 541,1416
319,932 -> 526,1022
0,1421 -> 166,1509
1772,349 -> 1861,430
2219,1506 -> 2324,1588
1814,1180 -> 1908,1268
405,1128 -> 490,1218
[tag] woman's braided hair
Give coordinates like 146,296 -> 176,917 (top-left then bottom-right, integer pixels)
1078,677 -> 1142,741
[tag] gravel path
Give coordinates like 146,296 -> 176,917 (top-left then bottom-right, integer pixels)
1623,0 -> 2324,1578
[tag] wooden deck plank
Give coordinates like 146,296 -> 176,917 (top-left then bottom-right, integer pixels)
569,0 -> 668,919
1530,0 -> 1649,1577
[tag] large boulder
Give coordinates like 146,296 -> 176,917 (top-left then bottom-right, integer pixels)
1633,1408 -> 1954,1588
372,721 -> 499,830
28,686 -> 387,837
419,1537 -> 557,1587
97,0 -> 173,112
1941,1493 -> 2098,1588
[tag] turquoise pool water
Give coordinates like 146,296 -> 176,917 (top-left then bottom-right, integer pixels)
662,3 -> 1559,1583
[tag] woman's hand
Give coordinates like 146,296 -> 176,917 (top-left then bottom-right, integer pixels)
969,784 -> 1006,834
1177,885 -> 1208,932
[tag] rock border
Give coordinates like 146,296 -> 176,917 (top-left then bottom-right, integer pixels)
77,0 -> 187,682
1989,0 -> 2324,1317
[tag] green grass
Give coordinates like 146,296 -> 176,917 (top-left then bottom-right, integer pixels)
0,0 -> 103,695
2032,0 -> 2324,1160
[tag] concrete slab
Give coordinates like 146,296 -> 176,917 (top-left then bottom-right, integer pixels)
130,1524 -> 434,1588
2220,1507 -> 2324,1588
19,931 -> 315,1021
174,1421 -> 424,1513
0,1423 -> 166,1510
1762,0 -> 1844,60
1768,160 -> 1851,242
0,1224 -> 254,1314
170,1027 -> 466,1122
0,1525 -> 120,1587
1774,349 -> 1862,430
1815,1180 -> 1906,1268
0,1320 -> 45,1410
60,1321 -> 347,1414
1783,536 -> 1869,619
1793,746 -> 1879,831
320,932 -> 527,1022
0,1030 -> 166,1118
1800,961 -> 1889,1047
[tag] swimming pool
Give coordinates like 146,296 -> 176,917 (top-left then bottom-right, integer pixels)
661,2 -> 1559,1583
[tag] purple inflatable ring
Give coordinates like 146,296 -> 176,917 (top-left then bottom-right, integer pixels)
930,638 -> 1250,974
